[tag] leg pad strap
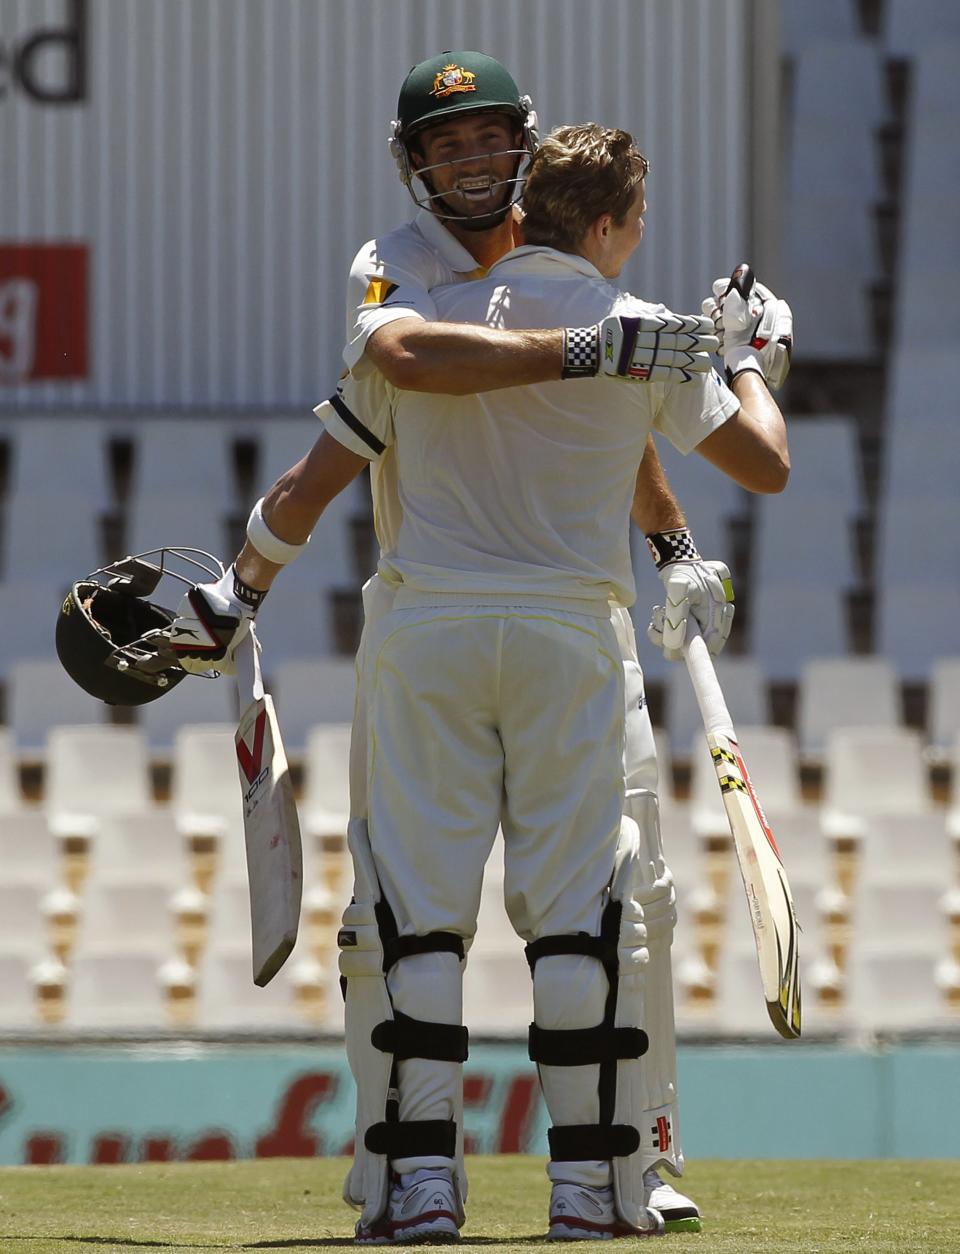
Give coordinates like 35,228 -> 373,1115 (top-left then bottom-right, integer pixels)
372,1010 -> 469,1063
529,1023 -> 647,1066
548,1123 -> 641,1161
365,1119 -> 458,1159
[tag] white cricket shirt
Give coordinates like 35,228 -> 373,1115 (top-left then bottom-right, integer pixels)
321,245 -> 738,610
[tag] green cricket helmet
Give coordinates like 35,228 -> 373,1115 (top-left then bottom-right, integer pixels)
390,50 -> 539,229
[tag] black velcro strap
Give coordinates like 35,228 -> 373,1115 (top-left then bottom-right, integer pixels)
548,1123 -> 641,1162
364,1119 -> 457,1159
382,931 -> 465,973
524,933 -> 617,974
528,1023 -> 648,1067
371,1010 -> 469,1063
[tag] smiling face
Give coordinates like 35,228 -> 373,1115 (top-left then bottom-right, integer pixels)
411,112 -> 523,223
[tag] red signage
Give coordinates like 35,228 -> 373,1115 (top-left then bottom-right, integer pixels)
0,243 -> 89,383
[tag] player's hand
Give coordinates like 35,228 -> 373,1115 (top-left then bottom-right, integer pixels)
562,313 -> 719,382
169,566 -> 256,676
701,262 -> 792,389
647,559 -> 735,661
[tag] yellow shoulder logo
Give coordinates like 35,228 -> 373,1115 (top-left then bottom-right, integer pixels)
363,278 -> 399,305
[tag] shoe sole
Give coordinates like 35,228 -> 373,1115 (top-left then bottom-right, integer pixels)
663,1216 -> 702,1234
356,1220 -> 461,1245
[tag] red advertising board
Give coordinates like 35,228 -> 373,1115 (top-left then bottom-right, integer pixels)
0,243 -> 89,383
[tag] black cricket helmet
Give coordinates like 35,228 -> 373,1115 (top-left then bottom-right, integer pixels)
389,50 -> 539,228
56,547 -> 224,706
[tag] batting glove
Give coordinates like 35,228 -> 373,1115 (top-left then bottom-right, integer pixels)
169,565 -> 264,676
701,262 -> 793,390
645,528 -> 735,661
562,312 -> 719,382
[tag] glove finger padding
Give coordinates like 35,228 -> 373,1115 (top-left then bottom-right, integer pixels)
650,560 -> 735,662
704,265 -> 793,389
599,312 -> 719,380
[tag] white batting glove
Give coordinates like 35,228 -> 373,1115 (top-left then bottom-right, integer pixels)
701,262 -> 793,390
644,528 -> 735,661
562,312 -> 719,383
169,565 -> 263,676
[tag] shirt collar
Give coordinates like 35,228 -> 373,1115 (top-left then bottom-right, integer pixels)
486,245 -> 606,281
414,208 -> 487,276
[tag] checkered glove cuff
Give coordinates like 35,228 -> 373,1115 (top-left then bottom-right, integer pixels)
645,527 -> 702,569
562,325 -> 600,378
232,569 -> 268,611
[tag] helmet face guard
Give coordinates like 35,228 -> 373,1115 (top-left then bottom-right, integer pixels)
389,51 -> 540,228
56,547 -> 224,706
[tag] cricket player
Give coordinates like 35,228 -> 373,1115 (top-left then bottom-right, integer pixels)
337,53 -> 731,1235
171,121 -> 790,1242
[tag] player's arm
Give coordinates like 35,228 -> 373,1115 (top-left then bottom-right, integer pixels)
633,436 -> 736,662
695,371 -> 789,494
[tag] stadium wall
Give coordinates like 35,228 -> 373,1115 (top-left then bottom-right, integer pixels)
0,0 -> 757,410
1,1040 -> 958,1165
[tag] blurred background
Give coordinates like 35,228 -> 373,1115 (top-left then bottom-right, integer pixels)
0,0 -> 958,1165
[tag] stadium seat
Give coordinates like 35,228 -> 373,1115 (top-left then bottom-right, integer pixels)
0,953 -> 40,1027
301,723 -> 351,839
138,670 -> 237,751
874,497 -> 957,591
73,880 -> 180,955
0,882 -> 51,958
66,951 -> 178,1028
779,416 -> 862,511
0,582 -> 67,677
125,494 -> 230,565
0,816 -> 61,887
750,589 -> 848,684
205,875 -> 254,952
664,658 -> 766,756
821,726 -> 931,839
131,418 -> 235,508
875,584 -> 960,683
781,0 -> 858,51
797,657 -> 900,756
85,811 -> 192,889
253,572 -> 338,663
193,947 -> 303,1028
462,949 -> 532,1035
751,497 -> 858,591
857,812 -> 954,886
3,492 -> 104,585
7,660 -> 107,754
851,882 -> 953,954
45,725 -> 153,838
272,656 -> 357,754
171,724 -> 246,873
8,417 -> 111,500
929,658 -> 960,754
843,942 -> 954,1031
884,3 -> 960,53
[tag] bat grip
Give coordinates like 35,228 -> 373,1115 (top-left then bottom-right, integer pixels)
682,630 -> 736,740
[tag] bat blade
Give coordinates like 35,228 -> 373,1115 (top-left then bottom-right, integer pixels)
706,728 -> 802,1039
683,632 -> 801,1039
235,630 -> 303,986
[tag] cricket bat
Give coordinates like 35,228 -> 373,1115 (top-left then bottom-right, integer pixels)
234,625 -> 303,986
683,630 -> 802,1038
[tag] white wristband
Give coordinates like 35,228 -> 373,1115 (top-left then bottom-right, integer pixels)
246,498 -> 309,565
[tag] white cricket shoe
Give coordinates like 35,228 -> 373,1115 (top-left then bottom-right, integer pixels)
548,1181 -> 664,1241
355,1168 -> 464,1244
643,1168 -> 702,1233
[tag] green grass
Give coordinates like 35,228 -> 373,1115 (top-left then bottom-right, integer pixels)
0,1157 -> 959,1253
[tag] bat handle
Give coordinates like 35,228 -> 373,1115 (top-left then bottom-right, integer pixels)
682,630 -> 736,741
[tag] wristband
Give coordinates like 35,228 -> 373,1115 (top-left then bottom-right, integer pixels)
562,325 -> 600,378
246,497 -> 309,565
645,527 -> 701,569
232,569 -> 268,611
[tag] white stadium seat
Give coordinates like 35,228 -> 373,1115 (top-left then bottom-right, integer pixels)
0,953 -> 40,1027
66,950 -> 176,1028
750,589 -> 848,684
125,494 -> 229,565
302,723 -> 351,839
44,725 -> 152,838
138,670 -> 237,751
131,418 -> 235,508
0,583 -> 71,677
73,880 -> 180,955
85,811 -> 192,889
8,417 -> 111,500
929,658 -> 960,754
272,657 -> 357,754
171,724 -> 246,872
884,4 -> 960,53
875,584 -> 960,683
3,492 -> 103,585
821,726 -> 931,839
797,657 -> 899,756
8,660 -> 107,754
194,947 -> 302,1028
665,658 -> 766,756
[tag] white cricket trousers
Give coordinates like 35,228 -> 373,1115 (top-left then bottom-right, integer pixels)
365,602 -> 626,941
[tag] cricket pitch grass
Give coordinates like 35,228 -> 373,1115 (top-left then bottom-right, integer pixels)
1,1156 -> 960,1253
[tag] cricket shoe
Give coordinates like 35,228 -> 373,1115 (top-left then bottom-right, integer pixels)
643,1168 -> 702,1233
548,1182 -> 664,1241
355,1168 -> 464,1244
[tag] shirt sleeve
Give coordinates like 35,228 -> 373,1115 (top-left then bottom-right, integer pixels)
314,369 -> 396,463
652,366 -> 740,455
344,238 -> 440,373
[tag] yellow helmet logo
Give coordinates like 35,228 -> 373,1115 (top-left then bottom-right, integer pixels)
430,63 -> 477,100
